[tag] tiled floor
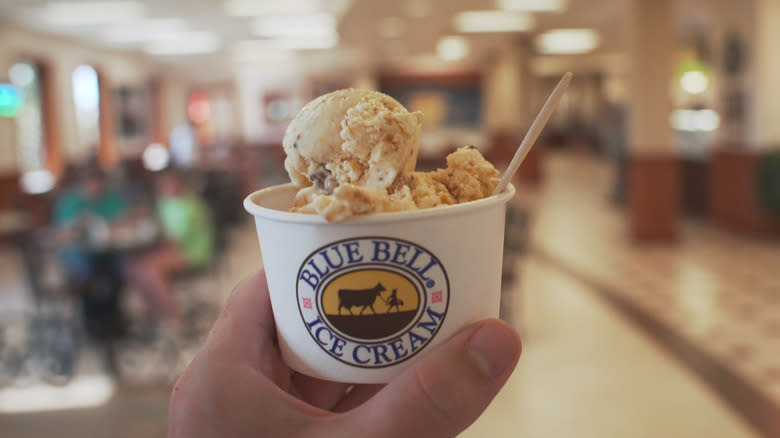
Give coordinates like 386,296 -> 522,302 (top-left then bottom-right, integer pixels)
463,257 -> 757,438
525,152 -> 780,423
0,151 -> 773,437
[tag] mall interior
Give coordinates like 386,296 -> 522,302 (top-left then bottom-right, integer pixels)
0,0 -> 779,436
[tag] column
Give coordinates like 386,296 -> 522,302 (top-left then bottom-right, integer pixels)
483,39 -> 540,181
97,68 -> 119,169
484,39 -> 530,134
148,76 -> 166,145
627,0 -> 680,242
752,0 -> 780,149
709,0 -> 780,237
40,62 -> 64,178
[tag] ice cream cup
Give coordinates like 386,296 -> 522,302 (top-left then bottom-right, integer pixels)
243,182 -> 516,383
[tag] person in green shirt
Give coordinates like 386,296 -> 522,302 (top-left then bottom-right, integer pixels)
127,170 -> 215,327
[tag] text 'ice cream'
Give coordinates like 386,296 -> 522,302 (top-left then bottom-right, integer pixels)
282,88 -> 499,221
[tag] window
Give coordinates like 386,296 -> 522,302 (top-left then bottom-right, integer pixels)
9,61 -> 45,172
72,65 -> 101,156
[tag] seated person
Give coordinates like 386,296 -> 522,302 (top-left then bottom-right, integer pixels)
52,161 -> 129,283
128,170 -> 215,328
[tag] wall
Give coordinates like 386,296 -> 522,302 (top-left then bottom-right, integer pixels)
0,25 -> 157,168
0,25 -> 211,175
235,63 -> 307,145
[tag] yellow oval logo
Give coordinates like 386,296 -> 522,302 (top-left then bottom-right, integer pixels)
296,237 -> 449,368
320,269 -> 421,341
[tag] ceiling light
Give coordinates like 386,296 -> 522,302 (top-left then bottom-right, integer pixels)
499,0 -> 567,12
455,11 -> 534,33
251,14 -> 336,39
144,32 -> 221,56
232,41 -> 299,63
437,36 -> 469,61
39,1 -> 146,26
225,0 -> 322,16
534,29 -> 600,54
276,36 -> 338,50
233,36 -> 336,56
380,17 -> 405,39
101,18 -> 189,44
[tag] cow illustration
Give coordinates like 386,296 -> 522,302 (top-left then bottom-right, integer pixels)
386,289 -> 404,313
338,283 -> 386,315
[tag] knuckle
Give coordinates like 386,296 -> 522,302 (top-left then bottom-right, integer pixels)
412,367 -> 461,428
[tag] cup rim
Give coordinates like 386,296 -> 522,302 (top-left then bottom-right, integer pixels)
244,182 -> 516,225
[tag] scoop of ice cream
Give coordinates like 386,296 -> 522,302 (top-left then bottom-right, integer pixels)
291,146 -> 499,221
283,89 -> 423,194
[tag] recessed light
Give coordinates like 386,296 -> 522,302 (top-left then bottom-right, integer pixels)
499,0 -> 567,12
233,35 -> 337,55
534,29 -> 600,54
232,41 -> 299,62
276,36 -> 338,50
225,0 -> 322,16
101,18 -> 189,44
39,1 -> 146,26
455,11 -> 534,33
437,36 -> 469,61
144,32 -> 221,56
251,14 -> 336,39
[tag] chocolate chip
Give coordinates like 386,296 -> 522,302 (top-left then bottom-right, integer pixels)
309,167 -> 336,194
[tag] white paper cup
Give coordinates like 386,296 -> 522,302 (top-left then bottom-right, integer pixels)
243,182 -> 515,383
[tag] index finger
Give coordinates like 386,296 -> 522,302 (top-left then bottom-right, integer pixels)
205,269 -> 277,366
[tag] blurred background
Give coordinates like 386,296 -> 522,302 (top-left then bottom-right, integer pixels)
0,0 -> 778,437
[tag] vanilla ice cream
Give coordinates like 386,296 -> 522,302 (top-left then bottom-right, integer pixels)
284,89 -> 499,221
283,89 -> 422,193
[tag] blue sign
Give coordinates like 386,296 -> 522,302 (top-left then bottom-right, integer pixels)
0,83 -> 24,118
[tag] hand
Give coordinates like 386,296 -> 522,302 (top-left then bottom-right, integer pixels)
168,270 -> 522,438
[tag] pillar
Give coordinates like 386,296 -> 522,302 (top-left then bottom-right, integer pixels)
148,76 -> 166,145
627,0 -> 681,242
97,68 -> 118,170
484,39 -> 530,134
752,0 -> 780,149
483,39 -> 541,182
40,62 -> 64,178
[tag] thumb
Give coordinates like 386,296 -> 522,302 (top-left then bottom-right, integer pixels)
343,319 -> 521,438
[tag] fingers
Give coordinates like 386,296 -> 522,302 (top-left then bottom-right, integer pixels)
290,373 -> 351,410
341,319 -> 521,438
205,270 -> 280,371
332,384 -> 384,413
